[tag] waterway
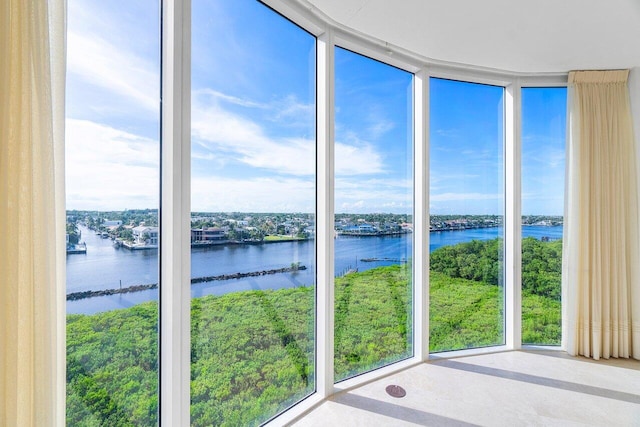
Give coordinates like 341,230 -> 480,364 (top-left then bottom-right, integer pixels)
67,224 -> 563,315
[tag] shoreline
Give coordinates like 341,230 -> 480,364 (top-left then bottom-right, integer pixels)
67,264 -> 307,301
96,224 -> 562,252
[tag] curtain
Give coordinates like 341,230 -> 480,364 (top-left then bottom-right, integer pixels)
563,70 -> 640,360
0,0 -> 66,425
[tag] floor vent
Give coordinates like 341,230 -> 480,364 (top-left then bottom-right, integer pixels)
385,384 -> 406,398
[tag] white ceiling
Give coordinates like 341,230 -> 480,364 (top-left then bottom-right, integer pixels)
307,0 -> 640,73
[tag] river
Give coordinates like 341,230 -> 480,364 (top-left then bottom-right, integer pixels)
67,224 -> 563,315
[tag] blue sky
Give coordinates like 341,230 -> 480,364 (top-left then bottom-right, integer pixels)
334,47 -> 413,214
521,87 -> 567,216
429,78 -> 505,215
65,0 -> 160,210
65,0 -> 565,215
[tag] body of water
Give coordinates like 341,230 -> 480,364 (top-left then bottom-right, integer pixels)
67,225 -> 563,314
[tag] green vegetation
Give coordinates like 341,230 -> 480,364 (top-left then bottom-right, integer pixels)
430,238 -> 504,285
263,234 -> 306,242
68,209 -> 159,229
190,288 -> 315,426
521,237 -> 562,300
67,304 -> 158,426
67,221 -> 81,245
430,271 -> 503,352
334,264 -> 412,380
429,237 -> 562,345
67,237 -> 561,425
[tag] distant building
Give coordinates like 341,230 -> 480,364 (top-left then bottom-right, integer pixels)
191,227 -> 226,243
132,226 -> 158,245
102,219 -> 122,228
103,220 -> 123,227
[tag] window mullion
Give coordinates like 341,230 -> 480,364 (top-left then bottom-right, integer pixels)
414,69 -> 429,360
505,81 -> 522,349
316,29 -> 335,398
160,0 -> 191,424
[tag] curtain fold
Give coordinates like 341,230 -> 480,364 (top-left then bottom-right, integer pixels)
562,70 -> 640,360
0,0 -> 66,425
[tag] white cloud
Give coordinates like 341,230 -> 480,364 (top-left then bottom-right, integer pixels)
192,96 -> 384,176
192,101 -> 315,176
271,95 -> 315,124
196,89 -> 268,109
435,129 -> 461,138
191,173 -> 412,214
65,119 -> 159,210
367,118 -> 395,139
339,200 -> 366,211
431,192 -> 502,202
67,31 -> 159,113
430,173 -> 480,185
523,145 -> 565,169
335,177 -> 412,213
335,143 -> 384,176
192,176 -> 314,212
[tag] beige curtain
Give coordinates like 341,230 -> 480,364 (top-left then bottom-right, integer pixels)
0,0 -> 66,425
563,70 -> 640,360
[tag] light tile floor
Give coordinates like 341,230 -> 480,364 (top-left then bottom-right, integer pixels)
293,351 -> 640,426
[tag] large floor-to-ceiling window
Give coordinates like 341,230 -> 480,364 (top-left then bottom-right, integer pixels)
190,1 -> 316,424
521,87 -> 567,346
65,0 -> 160,424
333,47 -> 414,381
63,1 -> 567,424
429,77 -> 506,352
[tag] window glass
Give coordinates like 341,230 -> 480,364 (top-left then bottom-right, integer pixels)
334,47 -> 414,381
521,87 -> 567,346
65,0 -> 160,424
191,1 -> 316,424
429,77 -> 505,353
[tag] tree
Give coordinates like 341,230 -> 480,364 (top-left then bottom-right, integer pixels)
67,221 -> 81,245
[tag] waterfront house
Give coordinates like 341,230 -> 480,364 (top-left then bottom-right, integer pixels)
191,227 -> 226,243
132,226 -> 159,246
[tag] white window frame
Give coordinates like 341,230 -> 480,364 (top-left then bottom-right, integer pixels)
160,0 -> 191,424
157,0 -> 568,424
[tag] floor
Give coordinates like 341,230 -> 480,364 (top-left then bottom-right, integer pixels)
293,351 -> 640,426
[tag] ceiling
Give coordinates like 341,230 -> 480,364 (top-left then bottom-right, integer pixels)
306,0 -> 640,73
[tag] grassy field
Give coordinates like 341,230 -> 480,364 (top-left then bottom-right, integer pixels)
67,239 -> 561,425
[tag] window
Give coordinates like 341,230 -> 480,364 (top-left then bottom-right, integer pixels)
63,0 -> 569,423
65,0 -> 160,424
521,87 -> 567,346
190,0 -> 316,424
429,77 -> 505,352
333,47 -> 414,381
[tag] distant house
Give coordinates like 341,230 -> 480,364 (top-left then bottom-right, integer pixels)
132,226 -> 158,246
342,223 -> 377,234
103,220 -> 123,227
357,224 -> 377,233
191,227 -> 226,243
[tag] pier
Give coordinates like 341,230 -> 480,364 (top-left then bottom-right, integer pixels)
66,243 -> 87,254
66,264 -> 307,301
360,257 -> 407,263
